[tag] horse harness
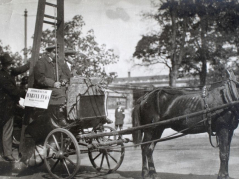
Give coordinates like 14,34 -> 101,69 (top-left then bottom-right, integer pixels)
201,85 -> 218,147
202,78 -> 239,148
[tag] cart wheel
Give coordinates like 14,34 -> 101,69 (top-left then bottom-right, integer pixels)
28,145 -> 45,168
95,125 -> 116,143
88,126 -> 124,173
44,128 -> 80,179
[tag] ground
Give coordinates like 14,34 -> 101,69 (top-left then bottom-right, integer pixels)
0,124 -> 239,179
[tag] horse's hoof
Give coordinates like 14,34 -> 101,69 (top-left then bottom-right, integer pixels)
143,173 -> 161,179
217,174 -> 230,179
143,176 -> 161,179
142,174 -> 150,179
151,173 -> 162,179
142,168 -> 149,179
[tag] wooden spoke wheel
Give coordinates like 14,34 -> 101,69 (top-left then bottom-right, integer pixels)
28,145 -> 45,168
88,126 -> 124,173
44,128 -> 80,179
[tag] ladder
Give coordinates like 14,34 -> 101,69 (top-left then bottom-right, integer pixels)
28,0 -> 65,88
19,0 -> 65,154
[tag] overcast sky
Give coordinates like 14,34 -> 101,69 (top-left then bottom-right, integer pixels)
0,0 -> 168,77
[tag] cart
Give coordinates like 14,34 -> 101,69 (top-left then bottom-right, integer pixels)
19,76 -> 128,179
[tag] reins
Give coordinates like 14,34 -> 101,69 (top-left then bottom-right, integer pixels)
99,116 -> 210,150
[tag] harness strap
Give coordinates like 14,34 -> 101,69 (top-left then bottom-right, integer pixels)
202,86 -> 219,148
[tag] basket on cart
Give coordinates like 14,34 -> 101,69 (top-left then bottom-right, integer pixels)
67,77 -> 107,128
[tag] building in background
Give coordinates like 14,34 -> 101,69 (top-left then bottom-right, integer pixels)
106,73 -> 199,124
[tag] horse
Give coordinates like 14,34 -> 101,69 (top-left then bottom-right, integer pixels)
132,69 -> 239,179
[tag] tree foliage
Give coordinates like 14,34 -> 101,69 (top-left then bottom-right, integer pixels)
133,0 -> 239,87
39,15 -> 119,81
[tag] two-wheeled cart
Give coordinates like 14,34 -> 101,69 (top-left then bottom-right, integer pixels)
20,76 -> 129,179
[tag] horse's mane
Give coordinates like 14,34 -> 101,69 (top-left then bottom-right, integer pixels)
135,87 -> 201,105
135,68 -> 238,106
136,88 -> 161,104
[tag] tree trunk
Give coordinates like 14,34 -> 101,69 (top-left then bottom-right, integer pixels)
169,63 -> 178,87
169,3 -> 177,87
199,16 -> 207,86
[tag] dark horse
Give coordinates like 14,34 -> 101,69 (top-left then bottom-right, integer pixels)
132,70 -> 239,179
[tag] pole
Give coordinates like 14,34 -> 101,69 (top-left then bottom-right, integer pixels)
20,0 -> 46,156
57,0 -> 65,68
79,100 -> 239,139
24,9 -> 28,62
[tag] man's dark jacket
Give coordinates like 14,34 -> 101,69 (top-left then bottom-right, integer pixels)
115,107 -> 125,125
61,61 -> 71,80
34,55 -> 68,105
0,63 -> 29,125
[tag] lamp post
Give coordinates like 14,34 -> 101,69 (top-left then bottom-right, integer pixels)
24,9 -> 28,62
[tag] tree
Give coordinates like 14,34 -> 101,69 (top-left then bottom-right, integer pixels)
40,15 -> 119,81
134,0 -> 197,87
133,0 -> 239,87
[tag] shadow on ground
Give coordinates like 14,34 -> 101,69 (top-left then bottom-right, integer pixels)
0,160 -> 235,179
118,170 -> 235,179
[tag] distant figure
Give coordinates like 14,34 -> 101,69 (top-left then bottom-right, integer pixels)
115,102 -> 125,130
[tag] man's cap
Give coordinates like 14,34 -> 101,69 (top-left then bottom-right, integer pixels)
45,45 -> 56,52
0,53 -> 14,65
65,48 -> 77,55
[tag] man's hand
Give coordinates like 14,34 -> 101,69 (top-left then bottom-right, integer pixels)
61,79 -> 68,86
54,82 -> 61,88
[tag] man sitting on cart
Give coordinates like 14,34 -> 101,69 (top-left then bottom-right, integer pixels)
33,45 -> 69,126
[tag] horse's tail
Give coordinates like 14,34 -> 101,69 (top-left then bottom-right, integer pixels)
132,104 -> 142,145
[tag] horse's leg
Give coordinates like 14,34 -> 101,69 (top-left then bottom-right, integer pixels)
217,125 -> 234,179
147,129 -> 164,179
141,129 -> 164,179
141,130 -> 151,179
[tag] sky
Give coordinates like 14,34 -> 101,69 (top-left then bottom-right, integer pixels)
0,0 -> 168,77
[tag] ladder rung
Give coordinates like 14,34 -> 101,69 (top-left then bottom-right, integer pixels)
44,14 -> 57,20
45,2 -> 57,8
43,20 -> 57,26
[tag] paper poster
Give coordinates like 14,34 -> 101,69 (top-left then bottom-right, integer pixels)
24,88 -> 52,109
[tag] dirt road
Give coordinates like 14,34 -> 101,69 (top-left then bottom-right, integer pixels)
0,132 -> 238,179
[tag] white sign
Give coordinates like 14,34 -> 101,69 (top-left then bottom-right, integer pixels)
24,88 -> 52,109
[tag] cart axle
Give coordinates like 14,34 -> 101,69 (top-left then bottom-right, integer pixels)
87,138 -> 130,150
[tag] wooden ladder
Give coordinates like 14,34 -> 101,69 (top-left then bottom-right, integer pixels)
28,0 -> 65,87
19,0 -> 65,155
